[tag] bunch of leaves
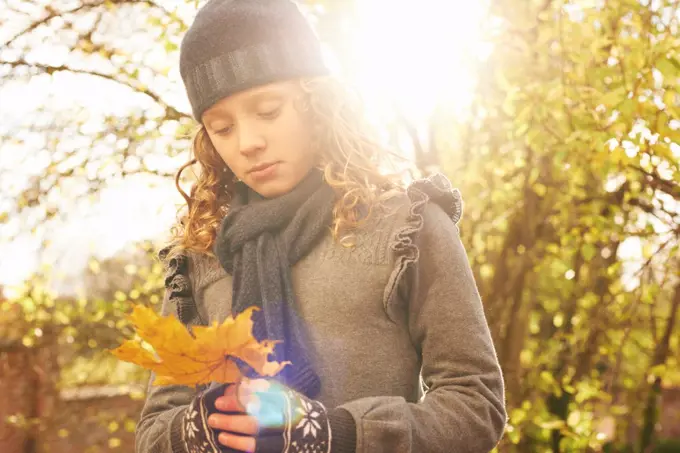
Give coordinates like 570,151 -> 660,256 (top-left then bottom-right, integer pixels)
111,305 -> 289,386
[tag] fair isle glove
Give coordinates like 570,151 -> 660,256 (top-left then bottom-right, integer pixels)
182,384 -> 284,453
179,381 -> 356,453
246,381 -> 356,453
182,384 -> 237,453
180,381 -> 356,453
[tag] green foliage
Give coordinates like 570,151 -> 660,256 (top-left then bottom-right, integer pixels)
439,0 -> 680,451
1,243 -> 163,387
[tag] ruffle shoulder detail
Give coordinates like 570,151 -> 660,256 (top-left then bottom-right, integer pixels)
158,246 -> 199,326
383,173 -> 463,320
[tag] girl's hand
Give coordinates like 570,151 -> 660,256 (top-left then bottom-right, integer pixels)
206,378 -> 332,453
207,379 -> 272,452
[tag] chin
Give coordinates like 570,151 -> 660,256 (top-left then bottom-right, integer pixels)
251,180 -> 296,199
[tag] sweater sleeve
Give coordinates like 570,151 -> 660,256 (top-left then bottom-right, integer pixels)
336,200 -> 507,453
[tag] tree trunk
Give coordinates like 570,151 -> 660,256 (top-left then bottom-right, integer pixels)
639,280 -> 680,453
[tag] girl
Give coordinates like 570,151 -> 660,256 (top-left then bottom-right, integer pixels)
136,1 -> 507,452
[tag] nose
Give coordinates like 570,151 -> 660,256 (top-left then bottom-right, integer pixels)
238,121 -> 266,156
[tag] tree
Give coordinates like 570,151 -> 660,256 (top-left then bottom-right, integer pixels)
438,0 -> 680,450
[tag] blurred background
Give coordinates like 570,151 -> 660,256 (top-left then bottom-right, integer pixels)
1,0 -> 679,452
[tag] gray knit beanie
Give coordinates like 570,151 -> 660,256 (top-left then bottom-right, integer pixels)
179,0 -> 330,121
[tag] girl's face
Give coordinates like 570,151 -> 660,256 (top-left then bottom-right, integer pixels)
202,81 -> 317,199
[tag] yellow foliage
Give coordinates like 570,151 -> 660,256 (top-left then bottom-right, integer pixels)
111,305 -> 289,386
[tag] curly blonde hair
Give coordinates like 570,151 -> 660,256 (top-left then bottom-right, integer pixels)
165,76 -> 408,259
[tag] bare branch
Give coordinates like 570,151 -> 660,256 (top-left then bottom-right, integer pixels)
3,0 -> 185,48
628,164 -> 680,200
1,58 -> 188,121
3,2 -> 93,48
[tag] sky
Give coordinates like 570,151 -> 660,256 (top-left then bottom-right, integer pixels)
0,0 -> 487,295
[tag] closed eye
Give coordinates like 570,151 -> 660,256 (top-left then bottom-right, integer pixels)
258,106 -> 282,120
215,125 -> 234,135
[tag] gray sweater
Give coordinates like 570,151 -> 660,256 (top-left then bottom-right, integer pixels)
136,177 -> 507,453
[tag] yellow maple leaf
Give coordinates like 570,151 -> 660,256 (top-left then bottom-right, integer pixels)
111,305 -> 289,386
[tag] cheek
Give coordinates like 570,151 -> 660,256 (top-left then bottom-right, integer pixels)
279,112 -> 315,159
209,136 -> 236,167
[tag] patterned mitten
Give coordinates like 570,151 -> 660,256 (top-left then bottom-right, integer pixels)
247,381 -> 356,453
181,381 -> 356,453
182,384 -> 235,453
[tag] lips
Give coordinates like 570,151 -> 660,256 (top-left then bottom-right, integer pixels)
247,161 -> 280,182
247,162 -> 278,174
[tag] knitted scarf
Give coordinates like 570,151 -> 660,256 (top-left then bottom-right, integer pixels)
214,169 -> 335,399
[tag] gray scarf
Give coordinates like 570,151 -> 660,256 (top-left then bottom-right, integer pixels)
214,169 -> 335,398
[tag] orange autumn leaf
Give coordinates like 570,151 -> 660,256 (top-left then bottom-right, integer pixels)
111,305 -> 289,386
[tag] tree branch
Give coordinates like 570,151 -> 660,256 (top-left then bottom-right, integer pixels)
1,58 -> 187,121
3,0 -> 184,48
628,164 -> 680,200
